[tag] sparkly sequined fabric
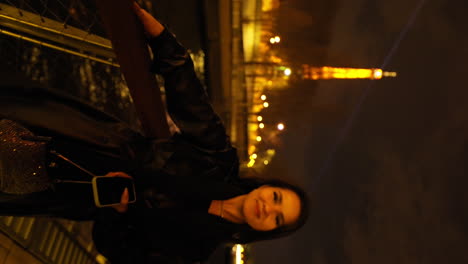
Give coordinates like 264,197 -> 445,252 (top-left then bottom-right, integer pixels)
0,119 -> 52,194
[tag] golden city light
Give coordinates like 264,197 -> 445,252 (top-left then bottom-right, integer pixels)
284,68 -> 292,76
256,136 -> 262,142
373,69 -> 383,79
251,153 -> 258,159
257,116 -> 263,122
277,123 -> 285,130
384,71 -> 397,77
264,160 -> 269,165
260,94 -> 267,100
263,102 -> 269,108
234,244 -> 245,264
259,123 -> 265,129
269,36 -> 281,44
301,65 -> 397,80
270,56 -> 282,63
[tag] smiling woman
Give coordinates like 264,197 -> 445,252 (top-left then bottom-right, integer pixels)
214,178 -> 309,244
208,184 -> 302,231
243,185 -> 301,231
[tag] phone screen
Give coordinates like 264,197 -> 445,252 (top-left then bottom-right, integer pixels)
93,177 -> 136,207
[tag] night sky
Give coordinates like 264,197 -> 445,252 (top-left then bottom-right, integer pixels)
254,0 -> 468,263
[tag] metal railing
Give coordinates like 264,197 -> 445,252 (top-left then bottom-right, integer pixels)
0,3 -> 117,66
0,216 -> 98,264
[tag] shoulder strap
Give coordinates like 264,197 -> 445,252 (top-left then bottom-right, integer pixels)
50,150 -> 96,184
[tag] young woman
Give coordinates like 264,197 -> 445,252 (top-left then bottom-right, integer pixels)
0,3 -> 308,263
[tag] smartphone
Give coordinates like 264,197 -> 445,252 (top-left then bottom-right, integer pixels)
92,176 -> 137,207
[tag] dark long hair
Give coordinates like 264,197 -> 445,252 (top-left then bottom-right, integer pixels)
228,177 -> 309,244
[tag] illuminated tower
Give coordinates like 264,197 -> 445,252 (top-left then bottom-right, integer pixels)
302,65 -> 397,80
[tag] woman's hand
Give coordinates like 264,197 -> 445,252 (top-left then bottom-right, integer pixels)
104,172 -> 133,213
131,1 -> 165,38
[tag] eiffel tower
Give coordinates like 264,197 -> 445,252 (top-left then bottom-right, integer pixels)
301,65 -> 397,80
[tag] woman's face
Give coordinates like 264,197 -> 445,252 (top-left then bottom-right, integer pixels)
242,185 -> 301,231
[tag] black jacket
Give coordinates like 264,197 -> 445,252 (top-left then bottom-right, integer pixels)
91,29 -> 246,264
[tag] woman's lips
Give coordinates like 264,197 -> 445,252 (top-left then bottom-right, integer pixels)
255,199 -> 260,218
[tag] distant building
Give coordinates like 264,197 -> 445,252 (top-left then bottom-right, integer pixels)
302,65 -> 397,80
